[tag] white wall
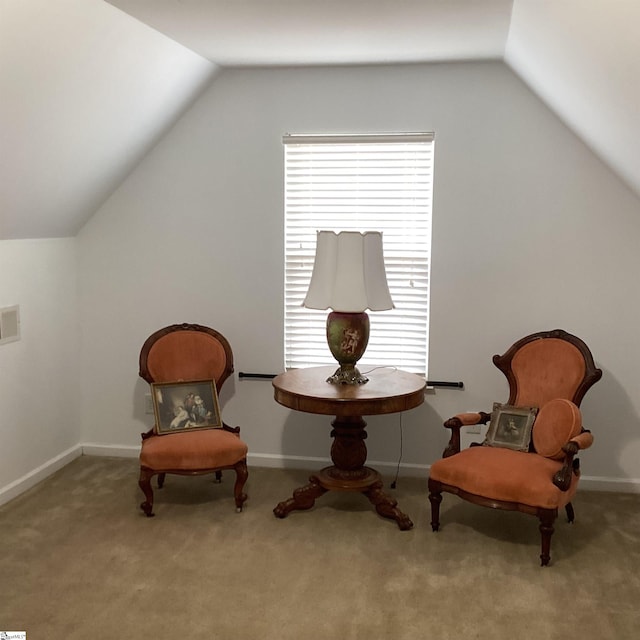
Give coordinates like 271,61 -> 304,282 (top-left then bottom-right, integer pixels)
0,239 -> 80,502
77,61 -> 640,489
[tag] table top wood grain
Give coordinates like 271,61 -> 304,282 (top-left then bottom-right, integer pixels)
273,366 -> 426,416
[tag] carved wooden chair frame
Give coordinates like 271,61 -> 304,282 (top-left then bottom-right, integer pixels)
428,329 -> 602,565
138,323 -> 248,516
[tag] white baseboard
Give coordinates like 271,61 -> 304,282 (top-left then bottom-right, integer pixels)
579,475 -> 640,493
247,452 -> 430,478
75,447 -> 427,477
81,443 -> 139,458
247,452 -> 329,469
246,454 -> 640,492
78,448 -> 422,476
0,445 -> 82,507
2,445 -> 639,508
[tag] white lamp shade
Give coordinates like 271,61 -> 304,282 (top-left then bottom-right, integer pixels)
303,231 -> 395,312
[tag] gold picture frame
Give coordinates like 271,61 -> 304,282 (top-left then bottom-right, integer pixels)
151,379 -> 222,435
484,402 -> 538,451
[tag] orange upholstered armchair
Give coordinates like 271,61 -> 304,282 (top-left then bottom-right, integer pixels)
428,329 -> 602,565
138,323 -> 248,517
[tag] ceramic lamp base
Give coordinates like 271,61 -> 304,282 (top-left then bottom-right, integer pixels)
325,311 -> 370,385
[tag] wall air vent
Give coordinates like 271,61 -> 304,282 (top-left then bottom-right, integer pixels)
0,305 -> 20,345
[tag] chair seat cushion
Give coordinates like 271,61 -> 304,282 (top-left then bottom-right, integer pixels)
429,446 -> 578,510
140,429 -> 248,471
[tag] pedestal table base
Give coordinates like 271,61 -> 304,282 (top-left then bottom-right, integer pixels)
271,367 -> 426,532
273,465 -> 413,531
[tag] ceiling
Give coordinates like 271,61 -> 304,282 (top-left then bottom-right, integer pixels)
1,0 -> 639,239
105,0 -> 514,66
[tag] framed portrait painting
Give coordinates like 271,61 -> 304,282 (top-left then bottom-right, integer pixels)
484,402 -> 538,452
151,379 -> 222,435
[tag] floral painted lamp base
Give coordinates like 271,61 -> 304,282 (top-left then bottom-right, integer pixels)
325,311 -> 370,385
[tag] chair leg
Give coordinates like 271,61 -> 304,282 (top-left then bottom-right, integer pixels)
214,470 -> 222,483
233,459 -> 249,512
158,472 -> 166,489
538,509 -> 557,566
565,502 -> 575,523
139,467 -> 156,517
427,479 -> 442,532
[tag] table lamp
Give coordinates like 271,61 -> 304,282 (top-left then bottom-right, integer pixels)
303,230 -> 394,385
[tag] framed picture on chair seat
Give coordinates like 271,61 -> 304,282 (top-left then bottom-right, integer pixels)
483,402 -> 538,451
151,379 -> 222,435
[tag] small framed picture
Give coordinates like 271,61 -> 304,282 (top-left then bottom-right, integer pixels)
151,380 -> 222,435
484,402 -> 538,451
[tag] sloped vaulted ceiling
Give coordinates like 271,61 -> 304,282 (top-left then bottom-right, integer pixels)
505,0 -> 640,203
0,0 -> 217,239
1,0 -> 639,240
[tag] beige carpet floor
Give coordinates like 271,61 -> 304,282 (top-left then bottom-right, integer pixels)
1,456 -> 639,640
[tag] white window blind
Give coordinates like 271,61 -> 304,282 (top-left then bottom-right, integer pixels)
284,132 -> 434,375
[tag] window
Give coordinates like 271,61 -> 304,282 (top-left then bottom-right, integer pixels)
283,133 -> 434,375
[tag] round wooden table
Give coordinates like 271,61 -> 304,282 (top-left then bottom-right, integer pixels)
272,366 -> 426,530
